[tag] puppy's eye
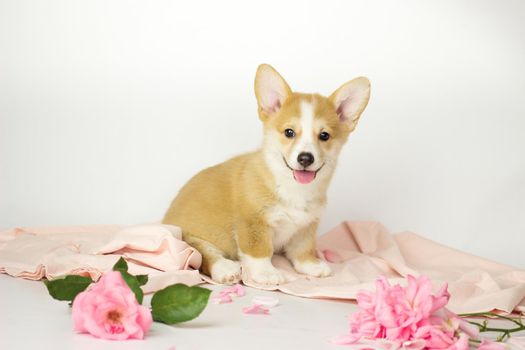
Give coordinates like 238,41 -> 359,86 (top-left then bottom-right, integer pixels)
319,131 -> 330,141
284,129 -> 296,138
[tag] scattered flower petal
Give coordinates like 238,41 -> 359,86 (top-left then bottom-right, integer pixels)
212,284 -> 245,304
330,338 -> 426,350
211,293 -> 233,304
221,284 -> 245,297
242,304 -> 269,315
477,339 -> 507,350
322,249 -> 343,263
331,334 -> 362,345
231,284 -> 245,297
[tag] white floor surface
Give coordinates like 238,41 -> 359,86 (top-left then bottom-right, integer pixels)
0,274 -> 356,350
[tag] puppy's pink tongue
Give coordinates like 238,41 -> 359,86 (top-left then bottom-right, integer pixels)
293,170 -> 316,184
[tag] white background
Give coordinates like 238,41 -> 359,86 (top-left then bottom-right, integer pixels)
1,0 -> 523,267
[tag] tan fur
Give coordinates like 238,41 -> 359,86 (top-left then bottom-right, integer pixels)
163,64 -> 370,284
163,152 -> 277,274
284,219 -> 319,263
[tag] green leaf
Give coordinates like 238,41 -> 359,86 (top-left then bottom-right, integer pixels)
111,257 -> 146,303
112,257 -> 128,272
136,274 -> 148,286
44,275 -> 93,302
119,271 -> 144,304
151,284 -> 211,324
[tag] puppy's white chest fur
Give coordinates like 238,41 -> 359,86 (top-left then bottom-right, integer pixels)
265,188 -> 325,252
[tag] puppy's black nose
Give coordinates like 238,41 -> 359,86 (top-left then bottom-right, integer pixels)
297,152 -> 314,167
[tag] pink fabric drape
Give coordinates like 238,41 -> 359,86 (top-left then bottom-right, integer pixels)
1,221 -> 523,314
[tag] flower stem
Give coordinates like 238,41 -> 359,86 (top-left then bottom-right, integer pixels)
466,322 -> 525,334
459,312 -> 523,327
459,312 -> 525,342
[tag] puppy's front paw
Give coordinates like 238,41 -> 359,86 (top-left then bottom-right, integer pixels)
252,266 -> 286,285
293,259 -> 332,278
242,256 -> 286,285
211,258 -> 242,285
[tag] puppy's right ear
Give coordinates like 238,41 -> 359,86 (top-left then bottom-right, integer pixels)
255,64 -> 292,119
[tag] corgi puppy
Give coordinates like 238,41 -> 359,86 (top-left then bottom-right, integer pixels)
163,64 -> 370,285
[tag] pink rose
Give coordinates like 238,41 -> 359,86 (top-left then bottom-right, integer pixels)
72,271 -> 152,340
339,275 -> 477,348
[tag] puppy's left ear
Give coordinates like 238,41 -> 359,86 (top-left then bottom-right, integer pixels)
329,77 -> 371,131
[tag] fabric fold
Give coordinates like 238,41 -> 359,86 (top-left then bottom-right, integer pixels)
243,221 -> 525,314
0,224 -> 203,293
0,221 -> 523,313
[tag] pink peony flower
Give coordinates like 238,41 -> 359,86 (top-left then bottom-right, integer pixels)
446,334 -> 469,350
72,271 -> 152,340
335,275 -> 518,350
336,275 -> 483,349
